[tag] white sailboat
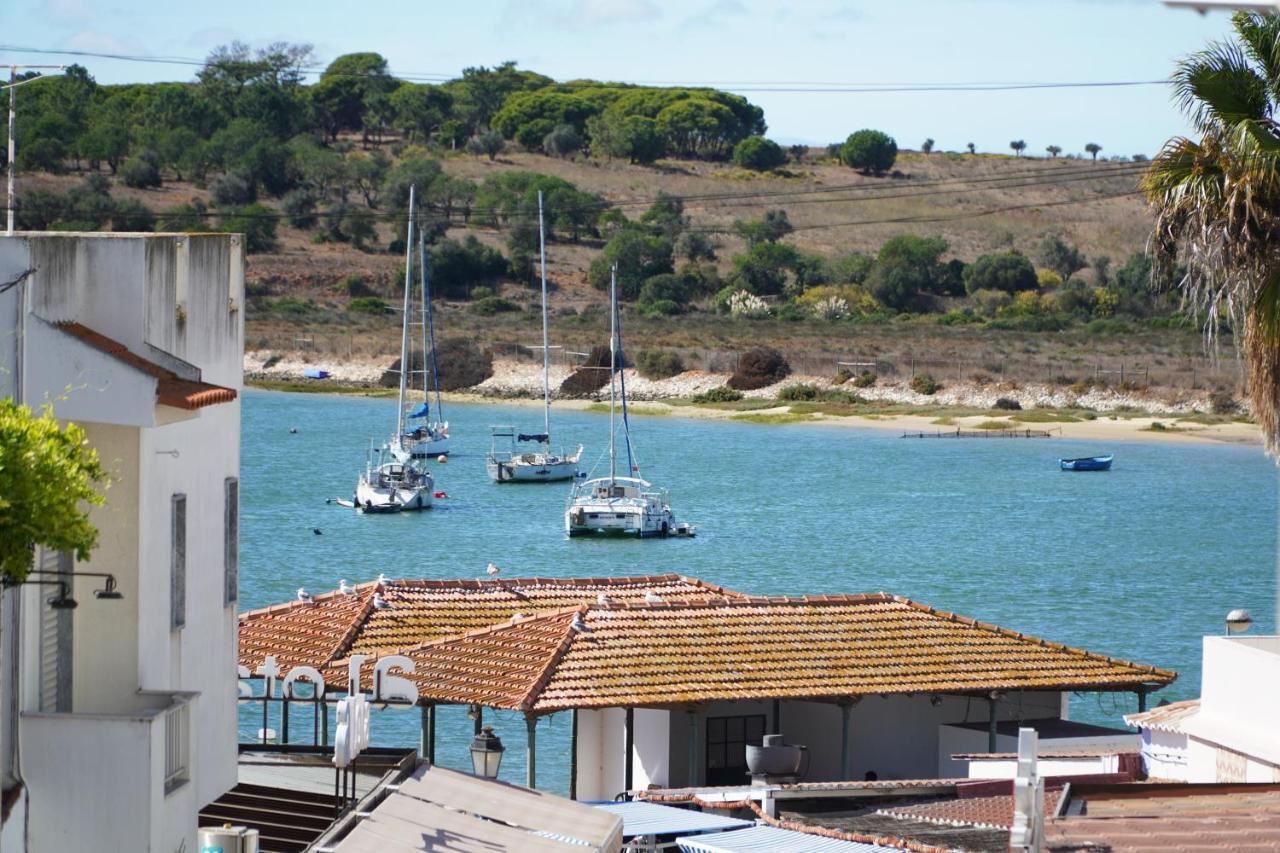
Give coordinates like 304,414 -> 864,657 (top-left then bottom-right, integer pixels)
487,191 -> 582,483
565,265 -> 693,538
391,193 -> 449,461
354,187 -> 433,513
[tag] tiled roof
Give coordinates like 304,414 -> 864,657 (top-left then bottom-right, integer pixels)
333,595 -> 1176,714
878,789 -> 1064,830
953,748 -> 1137,760
56,322 -> 236,409
238,575 -> 740,672
1046,785 -> 1280,852
1123,698 -> 1200,733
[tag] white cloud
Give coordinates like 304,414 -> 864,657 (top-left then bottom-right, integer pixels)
567,0 -> 661,25
63,29 -> 145,56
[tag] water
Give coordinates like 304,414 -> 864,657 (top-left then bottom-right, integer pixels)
239,389 -> 1277,793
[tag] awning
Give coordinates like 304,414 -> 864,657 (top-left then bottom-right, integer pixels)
677,825 -> 901,852
594,801 -> 752,839
518,433 -> 549,443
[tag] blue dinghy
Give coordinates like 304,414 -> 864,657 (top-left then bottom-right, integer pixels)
1060,454 -> 1113,471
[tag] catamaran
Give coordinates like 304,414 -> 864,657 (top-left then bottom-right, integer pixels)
487,191 -> 582,483
352,187 -> 433,513
565,265 -> 693,538
390,190 -> 449,461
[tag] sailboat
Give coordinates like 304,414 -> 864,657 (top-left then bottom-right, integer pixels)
565,265 -> 693,538
487,191 -> 582,483
353,187 -> 433,513
391,197 -> 449,461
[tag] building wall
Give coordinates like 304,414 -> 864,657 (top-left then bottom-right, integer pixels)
1140,729 -> 1189,781
964,755 -> 1118,780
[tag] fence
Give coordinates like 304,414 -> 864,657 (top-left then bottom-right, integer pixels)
163,698 -> 190,792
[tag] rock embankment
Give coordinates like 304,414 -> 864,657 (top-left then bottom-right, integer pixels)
245,352 -> 1221,415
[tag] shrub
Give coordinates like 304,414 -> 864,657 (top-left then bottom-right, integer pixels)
267,297 -> 316,316
120,154 -> 162,189
219,203 -> 278,253
832,368 -> 851,385
333,274 -> 374,297
469,296 -> 520,315
909,373 -> 940,395
430,236 -> 509,299
727,290 -> 770,318
777,383 -> 819,401
971,288 -> 1012,318
731,136 -> 786,171
692,387 -> 743,403
810,295 -> 850,321
639,298 -> 682,316
379,339 -> 494,391
963,250 -> 1038,294
840,129 -> 897,174
635,349 -> 685,379
993,397 -> 1022,411
282,188 -> 319,229
110,197 -> 154,232
559,344 -> 618,397
853,371 -> 876,388
543,124 -> 584,158
211,169 -> 256,205
346,297 -> 390,314
1209,391 -> 1239,415
728,347 -> 791,390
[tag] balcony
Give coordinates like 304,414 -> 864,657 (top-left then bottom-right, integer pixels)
21,690 -> 198,852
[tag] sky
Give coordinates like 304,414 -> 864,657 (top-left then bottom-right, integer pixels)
4,0 -> 1244,156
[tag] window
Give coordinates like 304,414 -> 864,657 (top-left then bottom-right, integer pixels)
171,494 -> 186,630
705,714 -> 766,786
37,548 -> 72,712
224,478 -> 239,605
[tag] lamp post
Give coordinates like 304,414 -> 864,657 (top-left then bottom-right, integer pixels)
469,725 -> 504,779
1225,608 -> 1254,636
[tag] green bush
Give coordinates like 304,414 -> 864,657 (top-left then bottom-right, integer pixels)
346,297 -> 390,314
909,373 -> 940,395
731,136 -> 786,171
728,347 -> 791,390
1209,391 -> 1239,415
470,296 -> 520,315
853,371 -> 876,388
379,339 -> 494,391
840,129 -> 897,174
333,275 -> 374,297
992,397 -> 1022,411
120,154 -> 162,189
266,297 -> 316,316
635,349 -> 685,379
639,299 -> 682,317
110,198 -> 154,232
777,383 -> 819,401
832,368 -> 851,385
692,387 -> 743,403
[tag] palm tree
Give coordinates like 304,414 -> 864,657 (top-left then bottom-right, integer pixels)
1143,11 -> 1280,455
1010,140 -> 1026,157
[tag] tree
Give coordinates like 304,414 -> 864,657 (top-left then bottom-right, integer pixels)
1046,145 -> 1062,158
731,136 -> 786,171
0,401 -> 108,581
467,131 -> 505,161
1093,255 -> 1112,287
1010,139 -> 1027,157
1085,142 -> 1102,160
866,234 -> 951,310
921,138 -> 934,155
966,142 -> 976,154
733,210 -> 793,247
588,229 -> 674,299
587,113 -> 666,164
391,83 -> 453,143
729,241 -> 802,296
840,129 -> 897,174
543,124 -> 585,158
1037,233 -> 1087,280
1143,11 -> 1280,454
963,250 -> 1038,294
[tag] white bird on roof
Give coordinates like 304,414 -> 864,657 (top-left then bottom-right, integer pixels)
644,591 -> 663,604
510,612 -> 526,623
372,592 -> 390,610
571,613 -> 592,634
377,572 -> 388,585
339,579 -> 355,595
486,562 -> 501,578
597,593 -> 615,606
296,587 -> 313,604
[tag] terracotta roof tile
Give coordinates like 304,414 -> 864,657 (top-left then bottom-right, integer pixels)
879,789 -> 1064,830
238,575 -> 740,671
1122,698 -> 1200,733
56,322 -> 236,409
336,595 -> 1176,714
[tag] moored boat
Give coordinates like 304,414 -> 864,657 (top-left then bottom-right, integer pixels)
1060,454 -> 1113,471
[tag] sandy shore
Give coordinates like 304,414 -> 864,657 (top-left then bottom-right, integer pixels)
246,352 -> 1261,447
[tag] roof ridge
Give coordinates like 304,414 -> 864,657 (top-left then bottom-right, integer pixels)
237,580 -> 380,622
346,604 -> 586,661
894,596 -> 1179,681
324,589 -> 381,665
518,605 -> 588,711
584,593 -> 896,611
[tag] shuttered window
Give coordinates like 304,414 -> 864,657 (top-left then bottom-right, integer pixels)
37,548 -> 72,713
171,494 -> 186,630
224,478 -> 239,605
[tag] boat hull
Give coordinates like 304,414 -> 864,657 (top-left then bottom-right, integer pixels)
1060,455 -> 1113,471
487,453 -> 580,483
565,501 -> 675,538
399,430 -> 449,460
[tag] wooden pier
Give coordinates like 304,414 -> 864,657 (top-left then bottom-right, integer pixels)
901,428 -> 1058,439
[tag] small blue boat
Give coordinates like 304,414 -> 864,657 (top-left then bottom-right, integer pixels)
1060,454 -> 1113,471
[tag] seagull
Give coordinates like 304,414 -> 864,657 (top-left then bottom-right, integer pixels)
339,579 -> 355,595
570,613 -> 592,634
644,591 -> 663,604
486,562 -> 501,578
296,587 -> 313,604
312,528 -> 323,535
372,592 -> 390,610
510,612 -> 526,623
597,594 -> 615,606
289,427 -> 298,434
377,572 -> 388,585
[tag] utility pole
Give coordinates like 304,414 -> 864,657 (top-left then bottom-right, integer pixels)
6,64 -> 66,234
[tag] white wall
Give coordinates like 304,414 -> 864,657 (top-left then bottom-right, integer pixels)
1186,636 -> 1280,770
1140,729 -> 1189,781
575,708 -> 673,800
964,755 -> 1118,780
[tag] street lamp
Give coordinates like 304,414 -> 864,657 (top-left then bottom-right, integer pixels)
1225,608 -> 1254,635
469,725 -> 504,779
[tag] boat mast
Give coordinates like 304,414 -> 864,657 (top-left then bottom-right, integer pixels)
418,216 -> 443,424
609,263 -> 618,486
396,185 -> 416,443
538,190 -> 551,450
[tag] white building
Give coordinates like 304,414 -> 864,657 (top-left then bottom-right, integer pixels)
0,232 -> 244,851
1126,635 -> 1280,783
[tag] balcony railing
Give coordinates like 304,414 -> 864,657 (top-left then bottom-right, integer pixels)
163,698 -> 191,792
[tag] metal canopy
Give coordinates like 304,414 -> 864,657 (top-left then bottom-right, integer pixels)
594,801 -> 753,839
676,825 -> 901,853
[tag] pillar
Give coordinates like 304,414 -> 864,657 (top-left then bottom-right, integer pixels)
526,716 -> 537,789
321,699 -> 329,746
471,704 -> 483,736
1137,688 -> 1147,713
570,710 -> 579,800
772,698 -> 781,734
624,707 -> 634,793
839,702 -> 852,779
420,704 -> 436,762
988,696 -> 999,752
686,708 -> 700,787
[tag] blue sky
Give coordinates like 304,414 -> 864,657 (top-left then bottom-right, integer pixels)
6,0 -> 1240,155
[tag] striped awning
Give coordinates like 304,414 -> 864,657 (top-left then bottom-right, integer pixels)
593,801 -> 752,838
677,825 -> 901,852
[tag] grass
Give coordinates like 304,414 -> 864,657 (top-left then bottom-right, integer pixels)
247,378 -> 394,396
732,411 -> 813,425
584,403 -> 669,416
1010,410 -> 1083,423
932,416 -> 957,425
974,419 -> 1014,430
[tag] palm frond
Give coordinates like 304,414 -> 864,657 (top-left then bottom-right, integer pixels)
1174,43 -> 1270,132
1231,11 -> 1280,103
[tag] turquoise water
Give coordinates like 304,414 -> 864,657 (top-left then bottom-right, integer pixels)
239,389 -> 1277,793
